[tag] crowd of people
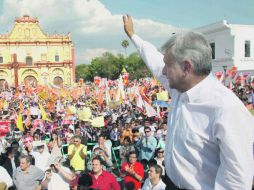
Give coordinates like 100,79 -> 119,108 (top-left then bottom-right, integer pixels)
0,73 -> 170,190
0,15 -> 253,190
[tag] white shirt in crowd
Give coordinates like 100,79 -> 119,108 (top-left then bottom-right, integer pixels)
154,158 -> 165,176
32,149 -> 51,171
46,166 -> 71,190
142,178 -> 166,190
131,34 -> 254,190
0,166 -> 13,188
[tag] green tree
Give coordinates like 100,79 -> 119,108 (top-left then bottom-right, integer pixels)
125,53 -> 152,80
75,64 -> 90,81
121,40 -> 129,57
88,52 -> 124,80
75,52 -> 152,82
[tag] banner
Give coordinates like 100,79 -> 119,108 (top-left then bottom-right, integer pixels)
156,91 -> 169,101
91,116 -> 104,127
0,121 -> 10,137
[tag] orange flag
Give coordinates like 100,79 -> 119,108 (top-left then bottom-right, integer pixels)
25,109 -> 31,128
19,101 -> 24,112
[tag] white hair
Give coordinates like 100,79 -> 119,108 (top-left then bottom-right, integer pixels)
161,31 -> 212,75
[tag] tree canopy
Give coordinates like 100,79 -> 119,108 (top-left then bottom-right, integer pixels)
75,52 -> 152,82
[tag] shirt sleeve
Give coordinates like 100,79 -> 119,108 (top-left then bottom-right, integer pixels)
35,167 -> 45,182
131,34 -> 170,92
213,105 -> 254,190
82,145 -> 87,154
135,163 -> 144,179
149,137 -> 157,152
67,144 -> 73,155
120,162 -> 126,173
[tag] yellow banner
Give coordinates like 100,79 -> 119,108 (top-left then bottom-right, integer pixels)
91,116 -> 104,128
156,91 -> 169,101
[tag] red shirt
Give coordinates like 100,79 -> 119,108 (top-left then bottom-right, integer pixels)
89,170 -> 120,190
121,161 -> 144,190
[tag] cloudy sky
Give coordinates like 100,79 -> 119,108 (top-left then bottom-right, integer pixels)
0,0 -> 253,64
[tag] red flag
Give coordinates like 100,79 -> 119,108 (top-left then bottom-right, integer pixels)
215,71 -> 222,80
0,121 -> 10,137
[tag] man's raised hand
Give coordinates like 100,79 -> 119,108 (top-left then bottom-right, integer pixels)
122,14 -> 134,37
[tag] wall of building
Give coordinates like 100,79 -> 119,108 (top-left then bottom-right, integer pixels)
232,26 -> 254,71
0,15 -> 75,87
195,21 -> 254,74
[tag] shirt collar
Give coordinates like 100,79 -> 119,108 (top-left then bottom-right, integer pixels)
91,170 -> 106,178
184,73 -> 214,102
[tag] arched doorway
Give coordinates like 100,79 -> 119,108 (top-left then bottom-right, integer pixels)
53,76 -> 63,87
24,75 -> 37,86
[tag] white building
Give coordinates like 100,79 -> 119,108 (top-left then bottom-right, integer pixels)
194,20 -> 254,74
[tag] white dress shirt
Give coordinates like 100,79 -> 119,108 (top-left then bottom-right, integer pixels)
131,34 -> 254,190
0,166 -> 13,188
142,178 -> 166,190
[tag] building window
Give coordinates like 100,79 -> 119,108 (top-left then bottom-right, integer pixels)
26,56 -> 33,66
0,57 -> 3,63
210,42 -> 215,59
245,40 -> 251,57
55,55 -> 59,62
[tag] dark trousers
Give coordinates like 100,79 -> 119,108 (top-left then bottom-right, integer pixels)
164,173 -> 187,190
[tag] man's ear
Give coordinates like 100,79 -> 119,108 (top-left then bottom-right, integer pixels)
182,60 -> 192,73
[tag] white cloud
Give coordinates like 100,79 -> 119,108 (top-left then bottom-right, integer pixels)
0,0 -> 179,64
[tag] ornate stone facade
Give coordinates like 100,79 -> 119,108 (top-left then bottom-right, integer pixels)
0,15 -> 75,88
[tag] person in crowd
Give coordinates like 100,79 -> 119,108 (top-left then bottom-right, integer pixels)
0,133 -> 12,154
0,146 -> 19,178
10,140 -> 21,165
154,148 -> 165,177
13,155 -> 44,190
93,134 -> 111,160
123,14 -> 254,190
31,141 -> 51,171
77,173 -> 94,190
87,147 -> 113,171
121,151 -> 144,190
65,128 -> 74,145
0,141 -> 20,176
68,135 -> 87,173
75,126 -> 87,145
12,130 -> 24,153
142,164 -> 166,190
110,125 -> 120,147
41,156 -> 75,190
156,133 -> 165,150
119,136 -> 135,165
120,123 -> 133,144
48,131 -> 62,157
32,131 -> 41,142
136,126 -> 157,161
89,156 -> 120,190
